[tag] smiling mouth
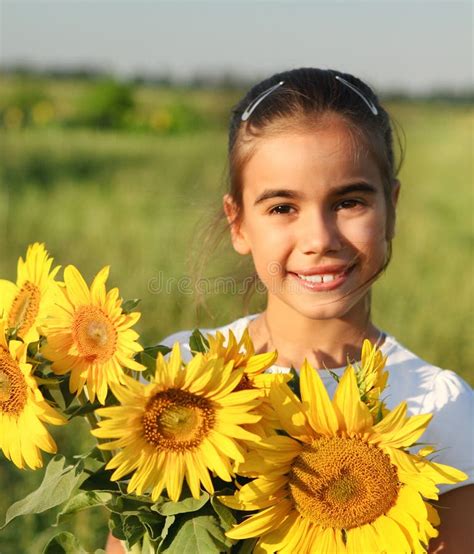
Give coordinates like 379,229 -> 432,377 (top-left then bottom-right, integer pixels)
288,265 -> 356,291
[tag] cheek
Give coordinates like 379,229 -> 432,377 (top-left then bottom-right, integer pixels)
339,211 -> 388,258
246,220 -> 293,275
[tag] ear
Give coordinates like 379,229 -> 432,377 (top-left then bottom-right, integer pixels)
223,194 -> 251,255
391,179 -> 401,208
386,179 -> 401,240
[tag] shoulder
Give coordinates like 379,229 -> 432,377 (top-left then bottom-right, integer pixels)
158,313 -> 259,362
383,334 -> 473,492
382,334 -> 472,412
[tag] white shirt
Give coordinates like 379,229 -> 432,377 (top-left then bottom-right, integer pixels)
160,313 -> 473,493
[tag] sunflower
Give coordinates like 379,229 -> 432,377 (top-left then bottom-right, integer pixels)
91,343 -> 263,502
0,319 -> 66,469
205,328 -> 276,374
220,361 -> 467,553
205,329 -> 287,436
41,265 -> 144,404
0,243 -> 61,344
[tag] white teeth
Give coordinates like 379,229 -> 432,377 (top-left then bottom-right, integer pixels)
297,273 -> 337,283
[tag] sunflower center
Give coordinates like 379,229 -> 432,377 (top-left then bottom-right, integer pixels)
0,347 -> 27,414
142,389 -> 215,452
8,281 -> 41,337
288,436 -> 400,529
72,306 -> 117,363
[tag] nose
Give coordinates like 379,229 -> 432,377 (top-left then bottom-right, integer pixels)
298,208 -> 343,255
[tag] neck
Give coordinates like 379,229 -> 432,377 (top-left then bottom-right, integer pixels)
248,294 -> 381,370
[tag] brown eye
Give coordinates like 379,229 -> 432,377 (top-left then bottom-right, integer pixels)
335,199 -> 364,211
269,204 -> 295,215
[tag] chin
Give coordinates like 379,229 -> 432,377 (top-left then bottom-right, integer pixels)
282,297 -> 357,321
299,306 -> 353,321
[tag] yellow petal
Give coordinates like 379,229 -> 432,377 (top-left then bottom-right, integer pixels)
269,382 -> 313,441
165,453 -> 185,502
372,514 -> 411,553
200,439 -> 232,482
415,459 -> 468,485
244,351 -> 278,375
387,504 -> 426,554
346,524 -> 379,554
63,265 -> 91,306
378,413 -> 432,448
255,511 -> 298,553
207,431 -> 244,463
235,476 -> 286,506
396,485 -> 428,522
372,402 -> 407,435
226,499 -> 292,540
300,360 -> 339,435
185,451 -> 202,499
333,366 -> 372,434
90,266 -> 109,305
279,517 -> 311,554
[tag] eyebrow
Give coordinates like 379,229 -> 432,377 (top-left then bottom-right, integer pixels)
254,189 -> 303,206
253,183 -> 378,206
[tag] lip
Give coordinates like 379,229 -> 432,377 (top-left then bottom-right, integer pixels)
288,264 -> 355,292
291,264 -> 353,276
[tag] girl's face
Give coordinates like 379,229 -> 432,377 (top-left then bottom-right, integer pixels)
224,116 -> 400,321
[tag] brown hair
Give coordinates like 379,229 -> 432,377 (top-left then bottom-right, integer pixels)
191,67 -> 404,317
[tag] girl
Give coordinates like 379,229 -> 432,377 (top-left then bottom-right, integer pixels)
107,68 -> 473,553
162,68 -> 473,552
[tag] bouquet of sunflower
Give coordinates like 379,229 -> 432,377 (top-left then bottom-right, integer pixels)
0,244 -> 467,554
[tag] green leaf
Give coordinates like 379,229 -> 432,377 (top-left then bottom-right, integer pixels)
137,352 -> 157,381
159,512 -> 233,553
64,399 -> 101,418
123,514 -> 145,548
160,515 -> 176,541
122,298 -> 141,314
210,496 -> 236,531
42,532 -> 87,554
1,456 -> 85,529
107,510 -> 149,549
109,511 -> 127,541
144,344 -> 171,358
152,492 -> 209,516
137,345 -> 171,381
189,329 -> 210,354
80,466 -> 121,493
107,492 -> 155,515
55,491 -> 112,525
73,446 -> 105,464
137,511 -> 166,541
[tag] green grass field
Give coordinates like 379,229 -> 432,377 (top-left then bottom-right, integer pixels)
0,76 -> 472,552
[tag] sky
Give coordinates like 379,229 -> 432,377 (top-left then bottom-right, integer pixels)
1,0 -> 472,93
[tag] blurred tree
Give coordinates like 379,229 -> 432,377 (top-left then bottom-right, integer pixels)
73,78 -> 135,129
1,85 -> 54,129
